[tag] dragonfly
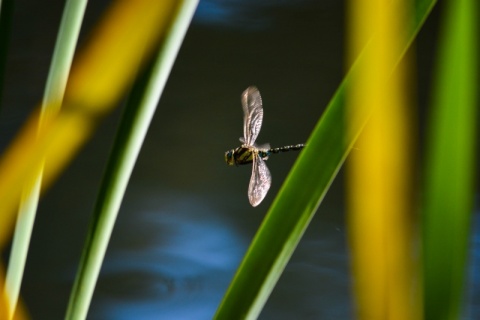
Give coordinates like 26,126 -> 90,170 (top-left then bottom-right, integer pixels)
225,86 -> 305,207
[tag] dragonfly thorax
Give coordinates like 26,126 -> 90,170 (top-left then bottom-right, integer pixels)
225,146 -> 270,166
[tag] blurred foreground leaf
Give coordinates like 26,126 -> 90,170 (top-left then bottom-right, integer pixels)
346,0 -> 418,319
1,265 -> 27,319
5,0 -> 88,316
0,0 -> 179,248
422,0 -> 478,318
65,1 -> 198,318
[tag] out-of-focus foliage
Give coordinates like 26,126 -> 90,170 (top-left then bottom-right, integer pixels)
346,0 -> 418,319
422,0 -> 478,318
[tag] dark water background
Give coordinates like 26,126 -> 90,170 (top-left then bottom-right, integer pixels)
0,0 -> 478,319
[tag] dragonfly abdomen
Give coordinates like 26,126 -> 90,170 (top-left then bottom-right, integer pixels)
268,144 -> 305,154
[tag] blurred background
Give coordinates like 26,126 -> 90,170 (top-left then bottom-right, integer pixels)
0,0 -> 477,319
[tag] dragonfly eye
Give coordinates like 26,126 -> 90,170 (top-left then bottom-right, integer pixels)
225,150 -> 235,165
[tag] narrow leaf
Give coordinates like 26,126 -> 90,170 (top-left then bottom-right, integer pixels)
65,2 -> 198,319
422,0 -> 478,318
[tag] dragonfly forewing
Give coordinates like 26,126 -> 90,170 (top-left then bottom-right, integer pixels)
241,86 -> 263,146
248,154 -> 272,207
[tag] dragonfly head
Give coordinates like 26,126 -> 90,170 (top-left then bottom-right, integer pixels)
225,149 -> 236,166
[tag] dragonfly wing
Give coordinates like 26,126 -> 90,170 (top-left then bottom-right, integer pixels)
241,86 -> 263,146
248,154 -> 272,207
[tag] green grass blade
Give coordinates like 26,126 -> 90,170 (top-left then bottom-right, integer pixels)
40,0 -> 90,114
214,0 -> 437,318
4,0 -> 88,316
422,0 -> 478,318
64,2 -> 198,319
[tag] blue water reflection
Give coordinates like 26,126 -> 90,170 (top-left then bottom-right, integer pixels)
194,0 -> 314,30
90,196 -> 246,319
465,209 -> 480,318
83,187 -> 355,319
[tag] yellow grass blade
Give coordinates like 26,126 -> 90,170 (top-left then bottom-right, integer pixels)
1,264 -> 28,319
0,0 -> 179,247
346,1 -> 419,319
